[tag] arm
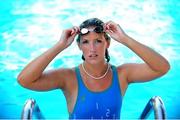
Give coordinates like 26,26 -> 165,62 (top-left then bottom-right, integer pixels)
105,21 -> 170,83
17,27 -> 79,91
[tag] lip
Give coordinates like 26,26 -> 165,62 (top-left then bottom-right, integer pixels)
89,54 -> 98,58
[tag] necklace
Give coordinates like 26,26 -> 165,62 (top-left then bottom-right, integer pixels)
82,63 -> 110,80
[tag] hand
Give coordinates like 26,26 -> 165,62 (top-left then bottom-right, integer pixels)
58,26 -> 79,49
104,21 -> 126,43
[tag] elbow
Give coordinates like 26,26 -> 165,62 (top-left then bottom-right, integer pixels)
17,74 -> 30,88
160,61 -> 171,75
17,75 -> 25,87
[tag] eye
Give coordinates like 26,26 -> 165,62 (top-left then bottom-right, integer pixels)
82,40 -> 88,44
96,39 -> 102,43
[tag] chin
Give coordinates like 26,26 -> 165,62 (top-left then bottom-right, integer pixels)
85,58 -> 105,65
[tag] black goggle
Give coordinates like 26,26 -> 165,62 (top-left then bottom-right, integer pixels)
80,26 -> 104,35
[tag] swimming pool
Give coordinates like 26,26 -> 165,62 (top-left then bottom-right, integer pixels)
0,0 -> 179,119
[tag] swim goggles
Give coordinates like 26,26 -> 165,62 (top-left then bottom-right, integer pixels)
80,26 -> 104,35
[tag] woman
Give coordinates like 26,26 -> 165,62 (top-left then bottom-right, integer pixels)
17,18 -> 170,119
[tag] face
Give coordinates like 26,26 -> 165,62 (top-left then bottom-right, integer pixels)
78,27 -> 110,64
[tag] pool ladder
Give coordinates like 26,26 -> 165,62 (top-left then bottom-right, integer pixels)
21,96 -> 166,119
21,98 -> 45,119
140,96 -> 166,119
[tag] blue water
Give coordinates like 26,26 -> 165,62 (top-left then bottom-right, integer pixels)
0,0 -> 179,119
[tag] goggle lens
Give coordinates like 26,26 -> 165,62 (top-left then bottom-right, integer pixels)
80,26 -> 103,35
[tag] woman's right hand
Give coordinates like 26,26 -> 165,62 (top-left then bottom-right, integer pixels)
58,26 -> 79,49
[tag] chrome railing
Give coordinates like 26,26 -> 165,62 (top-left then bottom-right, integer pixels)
21,96 -> 165,119
21,98 -> 45,120
140,96 -> 166,119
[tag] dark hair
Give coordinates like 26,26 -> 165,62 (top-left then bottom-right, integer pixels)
77,18 -> 111,62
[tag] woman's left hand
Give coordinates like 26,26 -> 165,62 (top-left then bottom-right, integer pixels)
104,21 -> 126,43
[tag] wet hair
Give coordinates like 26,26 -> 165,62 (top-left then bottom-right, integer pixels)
77,18 -> 111,62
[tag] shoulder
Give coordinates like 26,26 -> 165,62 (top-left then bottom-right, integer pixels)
114,64 -> 129,76
44,67 -> 75,77
115,63 -> 138,80
44,67 -> 77,85
112,64 -> 128,81
55,66 -> 78,89
56,67 -> 76,74
116,63 -> 137,73
55,67 -> 77,79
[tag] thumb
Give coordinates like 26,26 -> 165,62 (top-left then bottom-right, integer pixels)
105,29 -> 113,35
69,32 -> 78,41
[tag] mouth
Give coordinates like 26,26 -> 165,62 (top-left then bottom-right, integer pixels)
89,54 -> 98,58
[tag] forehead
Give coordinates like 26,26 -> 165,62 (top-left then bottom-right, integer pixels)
81,32 -> 104,40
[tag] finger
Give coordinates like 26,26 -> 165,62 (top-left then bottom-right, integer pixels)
107,24 -> 110,30
106,21 -> 117,28
74,26 -> 80,33
71,26 -> 79,35
71,27 -> 76,35
106,22 -> 114,30
77,27 -> 80,33
104,23 -> 107,30
105,29 -> 113,34
104,23 -> 110,30
106,21 -> 115,26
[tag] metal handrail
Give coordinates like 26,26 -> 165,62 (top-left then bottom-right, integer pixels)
22,96 -> 165,119
140,96 -> 166,119
21,98 -> 45,120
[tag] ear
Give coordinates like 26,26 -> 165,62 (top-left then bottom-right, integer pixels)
106,40 -> 110,49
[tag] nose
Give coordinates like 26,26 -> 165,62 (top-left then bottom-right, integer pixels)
90,42 -> 96,52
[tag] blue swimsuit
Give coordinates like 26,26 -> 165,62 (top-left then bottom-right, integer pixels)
69,65 -> 122,119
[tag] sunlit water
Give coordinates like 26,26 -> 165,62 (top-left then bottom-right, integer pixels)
0,0 -> 180,119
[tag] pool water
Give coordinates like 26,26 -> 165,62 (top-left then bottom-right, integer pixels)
0,0 -> 180,119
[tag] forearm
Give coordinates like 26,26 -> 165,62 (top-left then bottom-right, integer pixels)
18,43 -> 65,83
120,35 -> 170,73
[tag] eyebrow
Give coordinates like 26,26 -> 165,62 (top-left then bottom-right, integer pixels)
82,36 -> 103,41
